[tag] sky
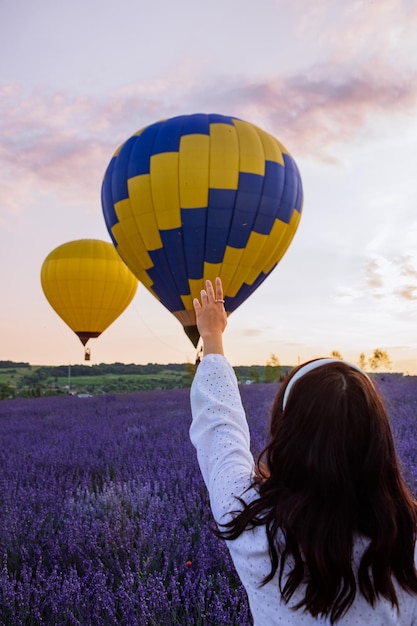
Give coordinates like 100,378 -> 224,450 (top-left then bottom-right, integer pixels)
1,0 -> 417,372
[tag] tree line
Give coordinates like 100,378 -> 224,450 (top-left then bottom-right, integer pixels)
0,348 -> 394,400
329,348 -> 392,371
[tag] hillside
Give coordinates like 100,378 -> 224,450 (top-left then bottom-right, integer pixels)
0,360 -> 290,399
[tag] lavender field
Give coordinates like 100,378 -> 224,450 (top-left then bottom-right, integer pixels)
0,375 -> 416,625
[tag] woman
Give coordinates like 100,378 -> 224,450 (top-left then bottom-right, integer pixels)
190,278 -> 417,625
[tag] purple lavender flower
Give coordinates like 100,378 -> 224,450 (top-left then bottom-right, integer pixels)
0,377 -> 415,624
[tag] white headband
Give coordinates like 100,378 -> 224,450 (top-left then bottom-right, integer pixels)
282,358 -> 368,409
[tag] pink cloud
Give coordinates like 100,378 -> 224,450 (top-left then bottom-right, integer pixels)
398,255 -> 417,279
366,258 -> 385,294
364,255 -> 417,301
1,57 -> 417,218
276,0 -> 417,67
394,285 -> 417,300
393,256 -> 417,300
220,64 -> 417,157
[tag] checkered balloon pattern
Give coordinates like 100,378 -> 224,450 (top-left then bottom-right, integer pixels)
102,113 -> 303,346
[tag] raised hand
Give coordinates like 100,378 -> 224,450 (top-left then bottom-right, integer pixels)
193,278 -> 227,355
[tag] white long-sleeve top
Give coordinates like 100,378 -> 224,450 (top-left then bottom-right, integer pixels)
190,354 -> 417,626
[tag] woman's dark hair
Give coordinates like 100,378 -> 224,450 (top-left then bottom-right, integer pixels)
216,360 -> 417,623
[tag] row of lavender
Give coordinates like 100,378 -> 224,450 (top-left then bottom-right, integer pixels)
0,375 -> 416,625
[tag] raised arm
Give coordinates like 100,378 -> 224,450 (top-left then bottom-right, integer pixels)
190,279 -> 254,524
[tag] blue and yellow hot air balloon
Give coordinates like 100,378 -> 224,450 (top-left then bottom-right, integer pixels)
40,239 -> 138,359
101,113 -> 303,347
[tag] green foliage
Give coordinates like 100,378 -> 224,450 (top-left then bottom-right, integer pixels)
0,362 -> 197,399
248,366 -> 260,384
0,359 -> 312,399
0,360 -> 30,369
265,353 -> 282,383
0,382 -> 16,400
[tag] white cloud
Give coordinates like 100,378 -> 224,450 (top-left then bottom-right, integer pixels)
364,254 -> 417,302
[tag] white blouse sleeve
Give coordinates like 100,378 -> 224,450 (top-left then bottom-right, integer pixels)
189,353 -> 255,526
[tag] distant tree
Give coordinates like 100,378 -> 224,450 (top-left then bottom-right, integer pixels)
268,353 -> 280,366
0,382 -> 16,400
248,367 -> 260,384
330,350 -> 343,360
368,348 -> 392,372
0,361 -> 30,369
264,353 -> 281,383
184,360 -> 196,385
358,353 -> 367,370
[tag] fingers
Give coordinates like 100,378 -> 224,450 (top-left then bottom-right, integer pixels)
215,276 -> 224,302
193,278 -> 224,310
205,279 -> 216,303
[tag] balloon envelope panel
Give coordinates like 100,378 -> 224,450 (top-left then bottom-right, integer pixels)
102,113 -> 303,343
40,239 -> 138,345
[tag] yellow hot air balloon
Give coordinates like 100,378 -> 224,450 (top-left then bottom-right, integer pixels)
40,239 -> 138,359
